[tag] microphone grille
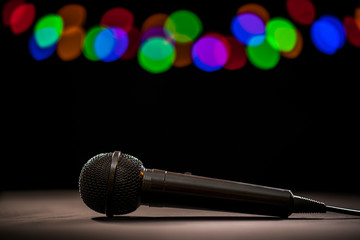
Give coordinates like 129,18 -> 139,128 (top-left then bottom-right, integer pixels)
79,153 -> 112,214
111,153 -> 143,214
79,152 -> 144,215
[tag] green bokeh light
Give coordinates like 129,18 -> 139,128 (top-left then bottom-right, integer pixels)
266,17 -> 297,52
138,38 -> 175,74
165,10 -> 202,43
34,14 -> 63,48
247,39 -> 280,70
83,26 -> 103,61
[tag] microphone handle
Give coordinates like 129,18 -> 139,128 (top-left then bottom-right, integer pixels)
141,169 -> 295,217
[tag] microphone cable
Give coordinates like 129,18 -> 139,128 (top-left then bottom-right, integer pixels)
292,195 -> 360,216
326,205 -> 360,216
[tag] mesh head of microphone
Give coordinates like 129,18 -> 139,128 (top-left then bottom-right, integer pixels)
78,152 -> 144,215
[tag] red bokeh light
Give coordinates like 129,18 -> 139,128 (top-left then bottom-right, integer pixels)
121,27 -> 141,60
286,0 -> 316,26
2,0 -> 25,26
9,3 -> 35,34
344,16 -> 360,47
100,8 -> 134,32
224,37 -> 247,70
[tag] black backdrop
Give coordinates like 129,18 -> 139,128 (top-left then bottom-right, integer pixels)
1,0 -> 359,193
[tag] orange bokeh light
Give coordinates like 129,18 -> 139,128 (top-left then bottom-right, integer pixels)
236,3 -> 270,23
141,13 -> 168,33
57,27 -> 85,61
173,41 -> 193,68
281,29 -> 303,59
57,4 -> 87,30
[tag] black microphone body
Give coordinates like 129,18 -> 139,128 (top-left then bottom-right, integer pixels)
141,169 -> 294,218
79,151 -> 359,218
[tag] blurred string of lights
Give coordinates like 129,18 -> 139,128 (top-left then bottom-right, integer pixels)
2,0 -> 360,73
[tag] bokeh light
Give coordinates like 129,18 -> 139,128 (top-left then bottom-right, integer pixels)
9,3 -> 35,35
57,4 -> 86,30
94,28 -> 116,61
236,3 -> 270,23
83,25 -> 103,61
141,26 -> 174,44
322,16 -> 346,48
141,13 -> 168,32
57,27 -> 85,61
121,27 -> 141,60
2,0 -> 25,26
192,33 -> 230,72
281,29 -> 303,59
138,37 -> 175,74
286,0 -> 316,25
56,4 -> 86,61
231,12 -> 266,47
2,0 -> 359,72
94,27 -> 129,62
311,15 -> 346,55
34,14 -> 63,48
343,16 -> 360,47
266,17 -> 297,52
356,8 -> 360,21
29,33 -> 56,60
224,37 -> 247,70
173,42 -> 193,67
100,8 -> 133,32
165,10 -> 202,43
247,38 -> 280,70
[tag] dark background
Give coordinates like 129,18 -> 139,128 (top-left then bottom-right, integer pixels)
1,0 -> 359,193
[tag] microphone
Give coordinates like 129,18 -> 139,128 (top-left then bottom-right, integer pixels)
79,151 -> 360,218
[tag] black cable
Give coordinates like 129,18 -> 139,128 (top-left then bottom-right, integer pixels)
326,205 -> 360,216
293,196 -> 360,216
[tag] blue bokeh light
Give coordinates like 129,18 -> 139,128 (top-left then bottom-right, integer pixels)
231,13 -> 265,47
94,27 -> 129,62
192,35 -> 229,72
310,15 -> 346,55
320,16 -> 346,49
28,34 -> 56,61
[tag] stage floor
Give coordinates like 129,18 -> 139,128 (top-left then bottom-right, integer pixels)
0,190 -> 359,240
